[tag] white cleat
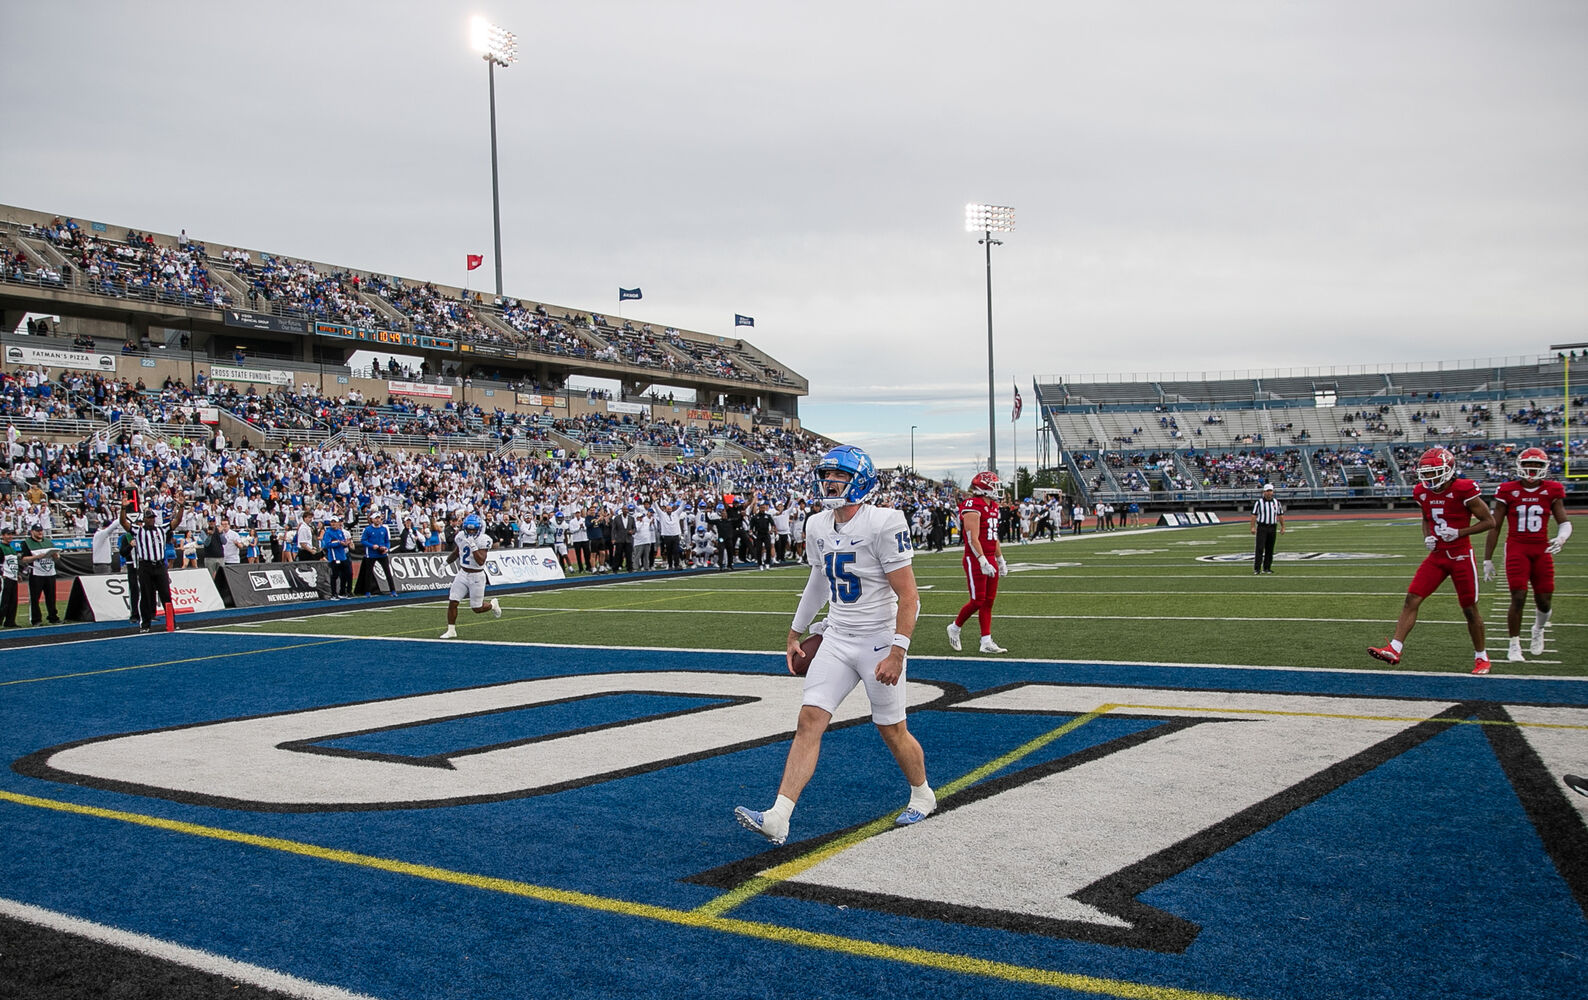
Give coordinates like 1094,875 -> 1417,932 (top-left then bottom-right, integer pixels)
733,806 -> 788,846
1530,627 -> 1546,656
490,598 -> 502,619
979,638 -> 1008,654
946,623 -> 962,651
440,626 -> 457,639
1507,642 -> 1526,663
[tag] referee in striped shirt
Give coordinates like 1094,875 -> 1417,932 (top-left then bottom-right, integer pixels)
119,494 -> 185,632
1250,483 -> 1285,574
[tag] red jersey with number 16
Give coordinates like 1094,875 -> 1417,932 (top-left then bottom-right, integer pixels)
1493,479 -> 1566,545
959,495 -> 1001,555
1413,478 -> 1480,555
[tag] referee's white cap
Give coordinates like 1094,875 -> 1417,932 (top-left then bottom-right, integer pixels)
1262,483 -> 1275,491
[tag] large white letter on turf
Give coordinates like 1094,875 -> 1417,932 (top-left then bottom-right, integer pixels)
36,671 -> 946,810
766,684 -> 1531,950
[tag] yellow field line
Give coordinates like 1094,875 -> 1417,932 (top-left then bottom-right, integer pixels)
1112,703 -> 1588,730
693,705 -> 1119,919
0,637 -> 356,688
0,788 -> 1250,1000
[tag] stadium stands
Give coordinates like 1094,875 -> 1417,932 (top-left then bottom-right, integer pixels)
1035,356 -> 1585,508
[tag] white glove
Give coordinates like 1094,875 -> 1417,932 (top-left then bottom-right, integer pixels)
1548,521 -> 1572,555
1482,559 -> 1495,582
997,555 -> 1009,577
977,556 -> 996,577
1435,525 -> 1460,543
1424,535 -> 1437,551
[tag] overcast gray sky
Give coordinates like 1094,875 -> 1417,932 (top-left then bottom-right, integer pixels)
3,0 -> 1585,482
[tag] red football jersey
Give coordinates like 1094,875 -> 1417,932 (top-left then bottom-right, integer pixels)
959,495 -> 1000,552
1413,477 -> 1481,555
1493,479 -> 1566,544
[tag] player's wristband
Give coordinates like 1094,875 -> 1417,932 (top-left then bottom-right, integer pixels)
891,633 -> 911,652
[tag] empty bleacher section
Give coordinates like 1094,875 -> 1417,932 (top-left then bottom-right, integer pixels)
1034,357 -> 1585,509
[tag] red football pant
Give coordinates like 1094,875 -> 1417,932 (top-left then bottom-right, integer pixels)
1408,550 -> 1479,606
1504,541 -> 1554,596
956,550 -> 1000,636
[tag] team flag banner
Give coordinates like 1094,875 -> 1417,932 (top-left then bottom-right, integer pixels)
619,287 -> 643,301
1012,382 -> 1023,422
734,314 -> 754,327
466,254 -> 484,271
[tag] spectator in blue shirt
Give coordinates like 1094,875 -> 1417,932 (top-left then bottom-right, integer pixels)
322,516 -> 352,599
357,511 -> 392,597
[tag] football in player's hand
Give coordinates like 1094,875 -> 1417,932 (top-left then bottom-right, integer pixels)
790,633 -> 823,676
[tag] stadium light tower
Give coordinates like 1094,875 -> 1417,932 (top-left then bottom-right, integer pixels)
471,15 -> 517,300
966,203 -> 1014,479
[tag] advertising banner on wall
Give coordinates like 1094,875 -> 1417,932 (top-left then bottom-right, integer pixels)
388,380 -> 454,399
4,344 -> 117,372
386,547 -> 565,594
219,562 -> 331,607
223,310 -> 310,335
606,400 -> 648,416
514,393 -> 568,408
67,568 -> 226,622
208,365 -> 293,387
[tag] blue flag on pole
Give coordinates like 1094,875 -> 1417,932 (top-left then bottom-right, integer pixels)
619,288 -> 642,301
734,314 -> 754,327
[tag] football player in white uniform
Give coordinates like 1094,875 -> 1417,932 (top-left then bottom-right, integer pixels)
439,513 -> 502,638
735,445 -> 934,846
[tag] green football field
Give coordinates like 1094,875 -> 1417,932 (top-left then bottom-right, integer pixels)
209,516 -> 1584,677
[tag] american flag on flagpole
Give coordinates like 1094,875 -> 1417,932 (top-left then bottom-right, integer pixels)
1012,383 -> 1023,422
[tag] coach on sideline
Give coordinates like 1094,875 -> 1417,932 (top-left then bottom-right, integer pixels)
1251,483 -> 1285,575
357,510 -> 392,596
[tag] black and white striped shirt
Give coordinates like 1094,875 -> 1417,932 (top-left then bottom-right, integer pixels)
1251,497 -> 1284,525
133,521 -> 170,566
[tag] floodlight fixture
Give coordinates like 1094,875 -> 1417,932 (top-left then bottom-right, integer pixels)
965,203 -> 1015,234
966,202 -> 1014,477
470,15 -> 515,298
471,16 -> 518,67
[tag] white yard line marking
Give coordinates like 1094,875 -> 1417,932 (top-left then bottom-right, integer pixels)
0,898 -> 380,1000
163,632 -> 1588,680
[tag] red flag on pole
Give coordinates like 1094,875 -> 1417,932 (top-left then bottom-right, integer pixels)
1012,383 -> 1023,422
466,254 -> 484,271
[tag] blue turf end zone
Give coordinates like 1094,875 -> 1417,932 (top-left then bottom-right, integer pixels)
1,635 -> 1584,1000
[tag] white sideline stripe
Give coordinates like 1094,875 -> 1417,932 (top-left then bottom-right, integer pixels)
200,607 -> 1588,628
183,631 -> 1588,681
0,898 -> 379,1000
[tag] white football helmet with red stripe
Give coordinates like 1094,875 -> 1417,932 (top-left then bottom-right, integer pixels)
970,471 -> 1002,499
1515,447 -> 1549,484
1416,446 -> 1457,491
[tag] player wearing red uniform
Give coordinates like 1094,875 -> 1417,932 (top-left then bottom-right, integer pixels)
1482,447 -> 1572,661
1368,446 -> 1496,674
947,471 -> 1009,654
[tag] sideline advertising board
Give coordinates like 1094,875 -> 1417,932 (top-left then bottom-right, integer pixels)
388,547 -> 565,594
219,561 -> 331,607
67,568 -> 226,622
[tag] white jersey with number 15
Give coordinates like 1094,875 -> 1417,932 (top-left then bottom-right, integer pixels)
803,505 -> 913,635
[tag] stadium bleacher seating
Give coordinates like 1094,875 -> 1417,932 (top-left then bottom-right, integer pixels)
1036,356 -> 1584,507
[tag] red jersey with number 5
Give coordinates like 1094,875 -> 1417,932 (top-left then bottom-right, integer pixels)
959,495 -> 1001,554
1413,478 -> 1480,555
1493,479 -> 1566,545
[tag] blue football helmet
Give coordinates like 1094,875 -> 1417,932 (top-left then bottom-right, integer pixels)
462,513 -> 483,531
813,445 -> 878,509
